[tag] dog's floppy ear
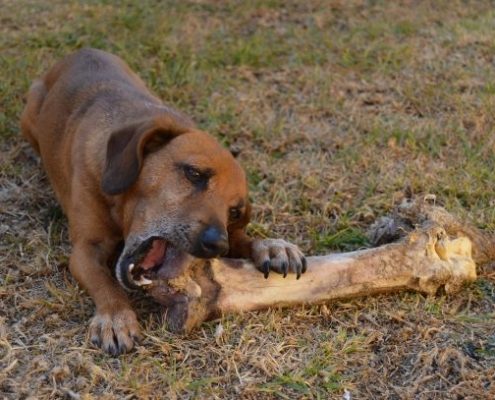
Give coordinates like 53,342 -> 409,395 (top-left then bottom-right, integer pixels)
102,116 -> 192,195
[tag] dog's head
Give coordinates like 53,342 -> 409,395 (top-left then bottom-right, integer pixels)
102,115 -> 250,290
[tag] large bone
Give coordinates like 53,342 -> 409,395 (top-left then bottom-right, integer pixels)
144,199 -> 484,332
369,195 -> 495,265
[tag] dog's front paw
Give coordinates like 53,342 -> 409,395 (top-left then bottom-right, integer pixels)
89,307 -> 141,356
251,238 -> 307,279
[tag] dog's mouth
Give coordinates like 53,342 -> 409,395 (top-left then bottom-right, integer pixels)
117,237 -> 192,290
128,237 -> 167,285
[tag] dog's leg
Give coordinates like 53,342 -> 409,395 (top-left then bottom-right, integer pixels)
69,241 -> 141,355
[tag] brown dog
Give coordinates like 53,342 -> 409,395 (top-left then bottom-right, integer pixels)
21,48 -> 306,355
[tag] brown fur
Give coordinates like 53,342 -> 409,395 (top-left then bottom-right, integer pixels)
21,49 -> 305,355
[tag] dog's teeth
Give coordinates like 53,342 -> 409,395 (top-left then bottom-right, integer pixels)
135,276 -> 153,286
129,263 -> 135,272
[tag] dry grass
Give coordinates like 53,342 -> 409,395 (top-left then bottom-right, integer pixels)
1,0 -> 495,398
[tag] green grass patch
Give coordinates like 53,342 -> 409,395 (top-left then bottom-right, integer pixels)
315,227 -> 369,252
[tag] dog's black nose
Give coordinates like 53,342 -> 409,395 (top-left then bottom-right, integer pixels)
198,226 -> 229,258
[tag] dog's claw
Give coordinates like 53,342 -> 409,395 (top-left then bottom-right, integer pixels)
282,262 -> 288,278
104,342 -> 119,357
262,261 -> 270,279
118,342 -> 130,355
90,335 -> 101,348
296,258 -> 306,279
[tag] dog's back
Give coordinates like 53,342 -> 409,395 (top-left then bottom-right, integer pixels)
20,48 -> 186,210
22,48 -> 155,152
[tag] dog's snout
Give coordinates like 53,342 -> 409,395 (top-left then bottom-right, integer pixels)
197,226 -> 229,258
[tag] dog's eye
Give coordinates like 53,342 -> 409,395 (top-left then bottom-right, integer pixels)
229,207 -> 242,221
183,165 -> 208,186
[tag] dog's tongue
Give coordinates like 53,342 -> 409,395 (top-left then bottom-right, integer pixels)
140,239 -> 167,270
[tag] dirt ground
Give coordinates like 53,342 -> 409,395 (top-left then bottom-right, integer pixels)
1,0 -> 494,398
